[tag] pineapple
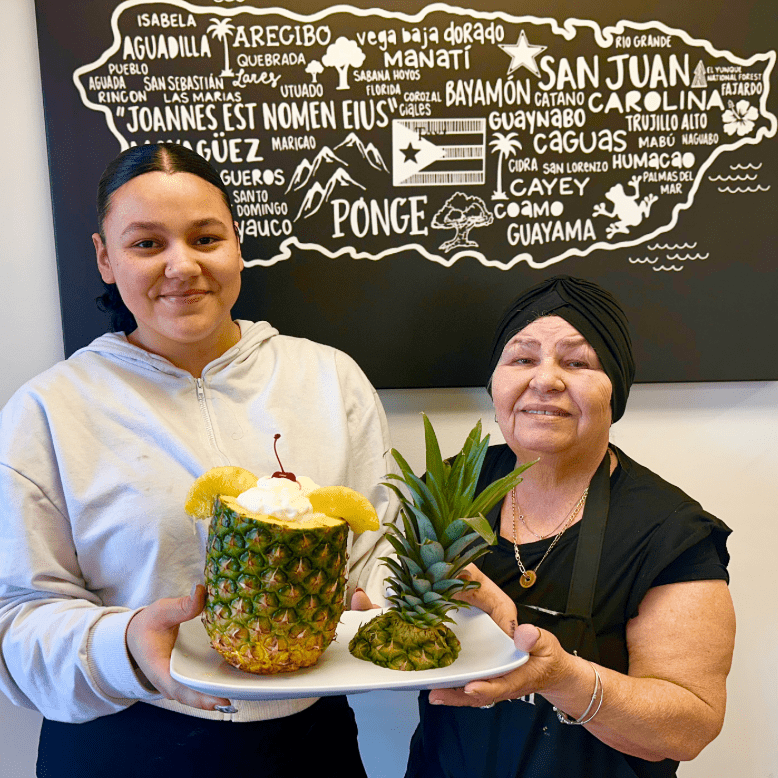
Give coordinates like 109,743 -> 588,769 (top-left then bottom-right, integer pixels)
202,495 -> 349,674
349,414 -> 532,671
186,440 -> 379,674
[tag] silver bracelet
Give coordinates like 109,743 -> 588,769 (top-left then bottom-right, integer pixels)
554,662 -> 602,725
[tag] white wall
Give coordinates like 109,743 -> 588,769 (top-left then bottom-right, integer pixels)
2,1 -> 776,776
1,3 -> 63,776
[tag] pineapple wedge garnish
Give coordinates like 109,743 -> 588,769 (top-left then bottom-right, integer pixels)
184,466 -> 258,518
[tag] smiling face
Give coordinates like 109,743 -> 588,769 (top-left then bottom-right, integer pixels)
491,316 -> 613,462
93,171 -> 243,368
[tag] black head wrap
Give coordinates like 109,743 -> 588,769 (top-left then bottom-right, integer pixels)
487,276 -> 635,423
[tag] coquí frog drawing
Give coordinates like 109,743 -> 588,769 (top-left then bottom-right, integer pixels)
593,175 -> 658,239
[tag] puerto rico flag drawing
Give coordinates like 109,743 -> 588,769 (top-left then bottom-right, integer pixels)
392,118 -> 486,187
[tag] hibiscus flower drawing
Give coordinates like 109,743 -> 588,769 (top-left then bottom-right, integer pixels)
722,99 -> 759,136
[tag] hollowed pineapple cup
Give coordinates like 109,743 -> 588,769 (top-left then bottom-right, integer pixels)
202,495 -> 349,674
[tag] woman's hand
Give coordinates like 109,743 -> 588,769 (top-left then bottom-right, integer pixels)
433,565 -> 575,707
432,579 -> 735,763
348,587 -> 379,611
126,584 -> 231,711
453,564 -> 518,636
429,623 -> 574,707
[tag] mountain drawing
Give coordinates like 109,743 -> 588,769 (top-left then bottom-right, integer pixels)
287,132 -> 389,220
295,167 -> 366,220
285,146 -> 348,194
334,132 -> 390,174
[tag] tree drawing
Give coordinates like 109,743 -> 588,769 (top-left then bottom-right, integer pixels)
489,132 -> 523,201
322,37 -> 366,90
306,60 -> 324,83
208,18 -> 236,77
432,193 -> 495,253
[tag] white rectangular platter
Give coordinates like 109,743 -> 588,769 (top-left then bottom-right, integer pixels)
171,607 -> 528,700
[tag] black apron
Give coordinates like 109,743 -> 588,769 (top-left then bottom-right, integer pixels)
406,454 -> 678,778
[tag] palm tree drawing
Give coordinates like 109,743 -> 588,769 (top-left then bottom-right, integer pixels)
208,18 -> 236,77
489,132 -> 522,201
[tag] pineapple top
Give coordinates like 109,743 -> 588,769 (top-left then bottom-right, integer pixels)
381,414 -> 534,627
186,464 -> 380,533
217,495 -> 345,529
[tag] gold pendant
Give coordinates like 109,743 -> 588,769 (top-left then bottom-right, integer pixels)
520,570 -> 537,588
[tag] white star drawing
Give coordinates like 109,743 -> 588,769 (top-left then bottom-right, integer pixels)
499,30 -> 547,77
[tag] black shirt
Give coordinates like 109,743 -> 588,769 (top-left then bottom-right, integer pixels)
405,444 -> 730,778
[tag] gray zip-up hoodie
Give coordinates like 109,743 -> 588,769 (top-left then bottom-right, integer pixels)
0,321 -> 395,723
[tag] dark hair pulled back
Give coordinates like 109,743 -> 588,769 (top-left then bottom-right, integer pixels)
95,143 -> 234,333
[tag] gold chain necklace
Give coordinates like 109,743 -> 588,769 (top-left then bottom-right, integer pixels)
515,490 -> 575,540
511,486 -> 589,588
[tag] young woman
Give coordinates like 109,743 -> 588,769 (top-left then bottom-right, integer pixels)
0,144 -> 394,777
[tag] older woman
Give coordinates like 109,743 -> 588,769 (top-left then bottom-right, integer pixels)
405,276 -> 734,778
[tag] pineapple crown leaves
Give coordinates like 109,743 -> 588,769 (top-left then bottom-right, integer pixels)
380,414 -> 536,626
384,414 -> 535,547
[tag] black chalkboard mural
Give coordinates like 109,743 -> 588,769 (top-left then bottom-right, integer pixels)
35,0 -> 777,387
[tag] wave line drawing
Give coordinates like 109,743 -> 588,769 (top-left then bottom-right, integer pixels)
628,257 -> 658,264
730,163 -> 763,170
717,185 -> 771,193
647,242 -> 697,250
666,253 -> 709,260
708,174 -> 758,181
653,265 -> 684,272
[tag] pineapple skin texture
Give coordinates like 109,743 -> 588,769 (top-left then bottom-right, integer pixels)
203,496 -> 349,674
349,611 -> 461,671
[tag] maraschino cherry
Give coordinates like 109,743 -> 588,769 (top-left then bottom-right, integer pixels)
271,434 -> 298,483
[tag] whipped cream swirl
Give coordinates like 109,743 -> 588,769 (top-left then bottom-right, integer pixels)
236,475 -> 320,521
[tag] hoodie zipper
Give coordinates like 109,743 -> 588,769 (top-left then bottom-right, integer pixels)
196,378 -> 226,462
